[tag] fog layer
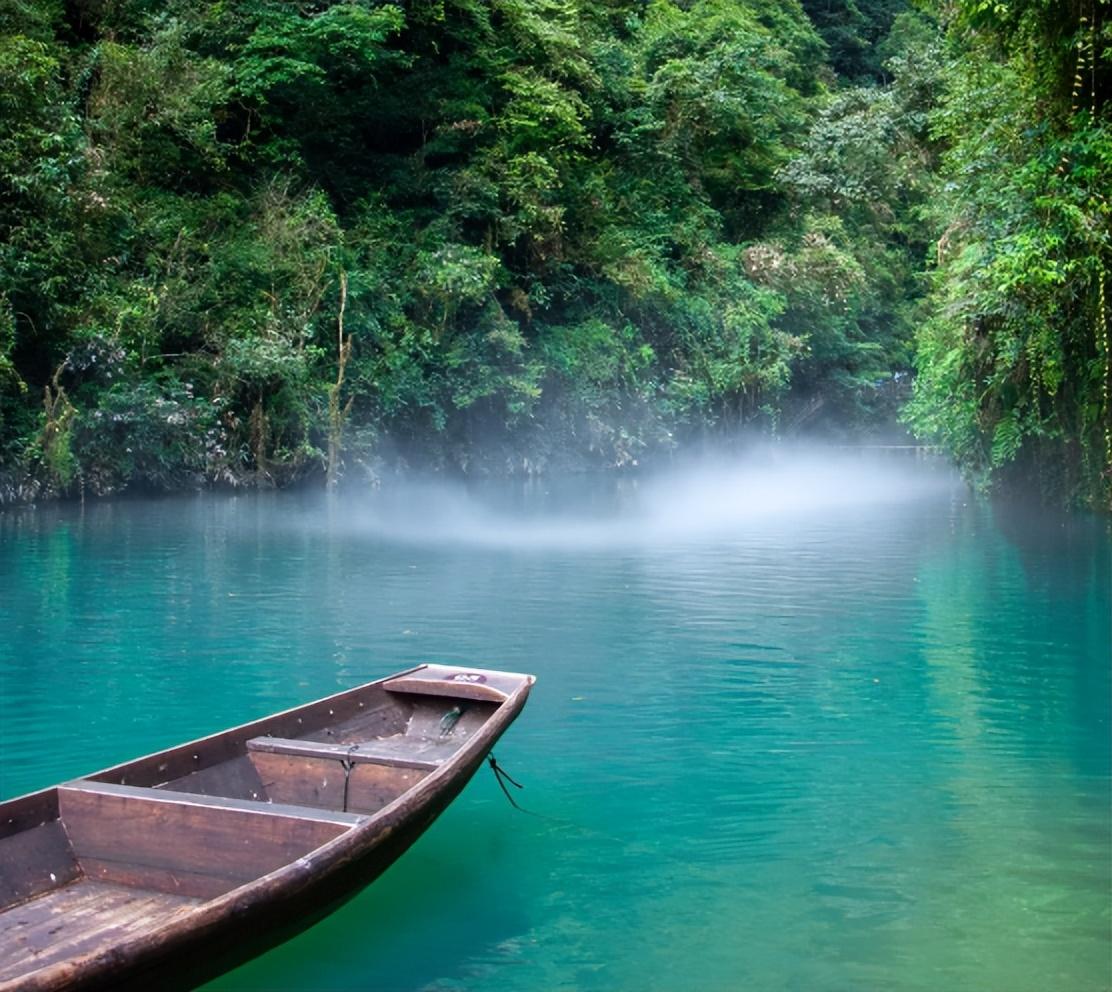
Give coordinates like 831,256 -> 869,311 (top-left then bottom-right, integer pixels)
327,448 -> 959,549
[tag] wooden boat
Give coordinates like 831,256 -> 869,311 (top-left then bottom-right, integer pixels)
0,664 -> 534,992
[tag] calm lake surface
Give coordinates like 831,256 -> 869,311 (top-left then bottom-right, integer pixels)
2,455 -> 1109,992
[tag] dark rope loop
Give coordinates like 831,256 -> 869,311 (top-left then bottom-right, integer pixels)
489,754 -> 523,789
488,753 -> 529,813
340,744 -> 359,812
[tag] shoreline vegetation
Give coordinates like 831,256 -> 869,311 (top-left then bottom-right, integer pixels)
1,0 -> 1108,510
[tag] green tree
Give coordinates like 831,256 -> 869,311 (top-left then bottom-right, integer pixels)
906,0 -> 1111,508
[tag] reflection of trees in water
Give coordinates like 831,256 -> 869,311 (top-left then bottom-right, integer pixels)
990,496 -> 1111,601
911,505 -> 1111,990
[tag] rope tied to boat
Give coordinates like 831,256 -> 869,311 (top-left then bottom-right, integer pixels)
340,744 -> 359,812
487,753 -> 527,812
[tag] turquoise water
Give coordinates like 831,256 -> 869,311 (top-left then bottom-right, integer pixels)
1,457 -> 1109,992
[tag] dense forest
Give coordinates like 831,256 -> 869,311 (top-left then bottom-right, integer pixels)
0,0 -> 1108,507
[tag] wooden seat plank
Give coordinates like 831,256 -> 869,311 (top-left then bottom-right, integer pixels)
62,779 -> 367,826
246,736 -> 445,771
55,782 -> 362,899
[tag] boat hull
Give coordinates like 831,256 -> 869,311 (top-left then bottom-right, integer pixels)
0,665 -> 533,992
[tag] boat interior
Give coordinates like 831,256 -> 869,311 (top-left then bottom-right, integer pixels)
0,667 -> 508,984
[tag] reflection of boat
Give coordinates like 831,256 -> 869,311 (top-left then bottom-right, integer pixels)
0,664 -> 534,992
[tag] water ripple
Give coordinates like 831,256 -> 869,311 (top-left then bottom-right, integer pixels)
1,462 -> 1108,992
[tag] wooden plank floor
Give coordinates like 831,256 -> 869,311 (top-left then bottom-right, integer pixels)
0,878 -> 200,981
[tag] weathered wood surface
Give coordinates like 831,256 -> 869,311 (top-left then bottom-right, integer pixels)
301,703 -> 404,746
247,735 -> 443,770
346,763 -> 427,815
57,784 -> 351,897
246,752 -> 345,811
248,750 -> 429,814
0,881 -> 198,982
0,821 -> 80,908
384,665 -> 530,703
155,755 -> 268,801
64,780 -> 366,825
404,701 -> 496,742
0,792 -> 60,841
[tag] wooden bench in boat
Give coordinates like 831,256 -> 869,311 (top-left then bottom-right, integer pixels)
242,736 -> 447,814
0,780 -> 368,982
0,778 -> 365,915
246,735 -> 447,770
62,778 -> 368,825
0,741 -> 455,980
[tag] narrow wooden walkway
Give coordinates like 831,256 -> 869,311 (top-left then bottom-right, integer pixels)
0,879 -> 199,981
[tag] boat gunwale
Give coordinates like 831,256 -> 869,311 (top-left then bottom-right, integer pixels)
0,664 -> 534,992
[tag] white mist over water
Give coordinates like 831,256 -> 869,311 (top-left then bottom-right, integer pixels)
331,448 -> 961,549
